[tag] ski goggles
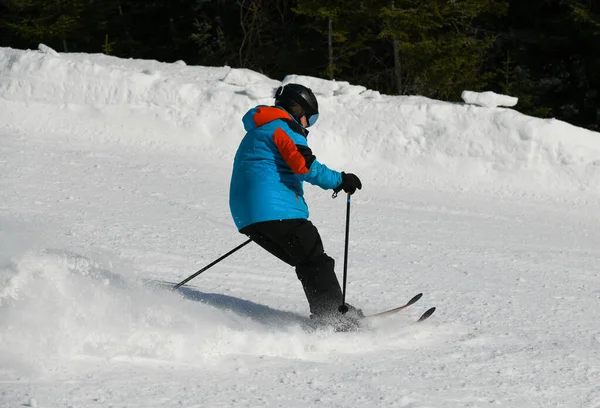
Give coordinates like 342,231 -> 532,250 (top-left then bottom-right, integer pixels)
307,113 -> 319,127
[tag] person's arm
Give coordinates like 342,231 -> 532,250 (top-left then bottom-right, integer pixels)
271,126 -> 341,190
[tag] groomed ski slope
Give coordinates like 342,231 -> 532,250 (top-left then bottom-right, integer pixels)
1,45 -> 600,407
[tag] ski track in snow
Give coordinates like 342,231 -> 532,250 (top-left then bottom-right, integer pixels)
1,47 -> 600,407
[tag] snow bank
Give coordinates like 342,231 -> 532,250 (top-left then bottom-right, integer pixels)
461,90 -> 518,108
1,45 -> 600,193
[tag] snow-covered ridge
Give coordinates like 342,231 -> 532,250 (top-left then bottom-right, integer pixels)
1,45 -> 600,193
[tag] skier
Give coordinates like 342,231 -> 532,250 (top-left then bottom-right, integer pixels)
229,83 -> 363,331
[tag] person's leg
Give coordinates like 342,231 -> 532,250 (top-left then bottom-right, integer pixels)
240,221 -> 295,266
283,221 -> 343,317
241,219 -> 343,316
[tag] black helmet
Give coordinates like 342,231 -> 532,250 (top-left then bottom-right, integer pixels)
275,83 -> 319,126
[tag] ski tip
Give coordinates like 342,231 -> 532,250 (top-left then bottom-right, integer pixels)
418,307 -> 436,322
408,293 -> 423,305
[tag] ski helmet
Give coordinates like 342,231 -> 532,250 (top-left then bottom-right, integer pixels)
275,83 -> 319,126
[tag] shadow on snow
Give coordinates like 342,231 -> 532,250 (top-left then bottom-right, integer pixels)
151,280 -> 310,329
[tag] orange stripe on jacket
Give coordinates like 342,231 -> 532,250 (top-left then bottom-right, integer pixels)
273,128 -> 310,174
253,106 -> 293,127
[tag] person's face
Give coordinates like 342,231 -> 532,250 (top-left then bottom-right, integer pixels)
299,115 -> 308,127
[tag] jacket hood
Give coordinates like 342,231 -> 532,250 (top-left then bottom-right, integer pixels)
242,106 -> 307,133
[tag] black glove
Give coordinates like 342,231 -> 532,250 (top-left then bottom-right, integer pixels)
335,172 -> 362,195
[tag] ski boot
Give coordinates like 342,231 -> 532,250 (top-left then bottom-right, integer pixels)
310,304 -> 365,332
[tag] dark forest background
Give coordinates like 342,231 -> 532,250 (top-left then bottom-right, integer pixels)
1,0 -> 598,130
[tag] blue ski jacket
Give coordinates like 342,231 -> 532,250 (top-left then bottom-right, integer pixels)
229,106 -> 342,231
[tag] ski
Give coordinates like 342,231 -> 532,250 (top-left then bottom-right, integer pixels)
365,293 -> 423,318
417,307 -> 436,322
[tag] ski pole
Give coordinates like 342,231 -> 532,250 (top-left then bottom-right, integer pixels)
338,192 -> 351,314
173,239 -> 252,290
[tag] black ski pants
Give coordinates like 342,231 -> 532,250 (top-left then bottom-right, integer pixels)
240,219 -> 343,316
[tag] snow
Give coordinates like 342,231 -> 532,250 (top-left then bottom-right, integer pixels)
461,90 -> 519,108
1,45 -> 600,407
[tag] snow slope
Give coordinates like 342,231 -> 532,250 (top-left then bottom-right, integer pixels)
1,45 -> 600,407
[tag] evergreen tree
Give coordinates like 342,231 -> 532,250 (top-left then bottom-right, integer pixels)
294,0 -> 369,79
378,0 -> 508,99
3,0 -> 87,52
490,0 -> 599,128
565,0 -> 600,129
